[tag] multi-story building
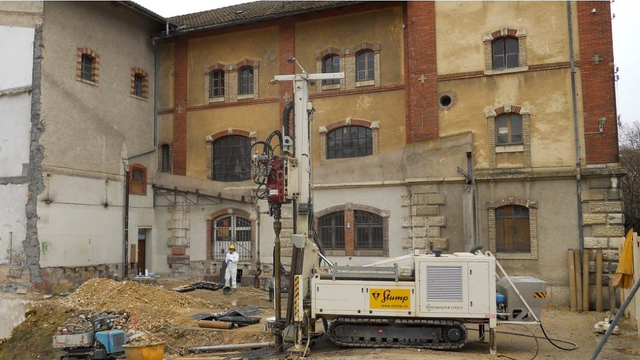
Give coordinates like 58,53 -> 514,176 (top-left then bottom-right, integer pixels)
1,1 -> 622,307
0,1 -> 169,291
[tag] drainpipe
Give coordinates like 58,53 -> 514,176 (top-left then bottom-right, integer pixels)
123,161 -> 130,278
122,41 -> 160,278
567,1 -> 585,251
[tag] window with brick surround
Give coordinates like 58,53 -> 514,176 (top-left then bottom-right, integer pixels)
483,28 -> 528,75
130,68 -> 149,99
356,50 -> 375,81
129,164 -> 147,195
209,70 -> 225,98
322,54 -> 341,86
160,144 -> 171,173
76,48 -> 99,84
315,204 -> 389,256
492,37 -> 519,70
326,126 -> 372,159
496,113 -> 522,145
238,66 -> 254,95
495,205 -> 530,252
486,105 -> 531,169
212,135 -> 251,182
487,198 -> 538,260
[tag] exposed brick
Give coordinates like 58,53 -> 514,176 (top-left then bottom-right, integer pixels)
404,1 -> 438,143
167,255 -> 190,264
172,37 -> 189,175
578,2 -> 619,164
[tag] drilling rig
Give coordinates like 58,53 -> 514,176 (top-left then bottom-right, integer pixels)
251,59 -> 548,356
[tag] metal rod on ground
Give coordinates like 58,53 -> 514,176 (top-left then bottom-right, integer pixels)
188,342 -> 275,353
568,249 -> 577,311
9,231 -> 12,266
583,249 -> 590,311
272,204 -> 283,352
596,250 -> 603,312
589,278 -> 640,360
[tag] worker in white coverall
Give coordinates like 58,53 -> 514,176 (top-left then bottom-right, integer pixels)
225,244 -> 240,290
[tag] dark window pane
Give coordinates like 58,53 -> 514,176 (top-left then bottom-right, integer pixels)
132,168 -> 144,183
506,38 -> 519,53
81,54 -> 93,81
238,67 -> 254,95
210,70 -> 225,98
493,39 -> 505,55
319,212 -> 345,249
161,144 -> 171,172
322,55 -> 340,85
506,53 -> 519,68
354,211 -> 383,250
213,135 -> 251,182
357,50 -> 374,81
134,74 -> 144,97
327,126 -> 372,159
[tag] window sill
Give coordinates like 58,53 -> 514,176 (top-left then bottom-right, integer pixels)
355,80 -> 375,87
237,94 -> 255,100
130,94 -> 148,101
208,96 -> 225,103
495,252 -> 536,260
495,144 -> 524,153
324,250 -> 346,256
353,250 -> 384,257
78,78 -> 98,86
484,66 -> 529,76
321,84 -> 341,91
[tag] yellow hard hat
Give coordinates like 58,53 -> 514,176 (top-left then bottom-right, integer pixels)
229,244 -> 236,250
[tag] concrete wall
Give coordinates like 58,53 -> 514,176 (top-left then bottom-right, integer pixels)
0,25 -> 36,268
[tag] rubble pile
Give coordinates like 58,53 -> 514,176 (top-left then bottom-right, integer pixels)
57,278 -> 215,332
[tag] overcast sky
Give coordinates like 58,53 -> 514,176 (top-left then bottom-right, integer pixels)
135,0 -> 639,126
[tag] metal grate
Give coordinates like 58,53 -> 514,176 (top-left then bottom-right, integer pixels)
427,266 -> 463,302
212,215 -> 252,261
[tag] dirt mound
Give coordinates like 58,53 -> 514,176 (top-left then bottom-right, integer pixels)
57,278 -> 215,332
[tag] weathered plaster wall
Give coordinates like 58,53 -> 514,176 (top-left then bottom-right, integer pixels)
0,25 -> 36,272
40,1 -> 159,173
294,6 -> 405,88
0,1 -> 42,27
435,1 -> 577,74
476,178 -> 579,305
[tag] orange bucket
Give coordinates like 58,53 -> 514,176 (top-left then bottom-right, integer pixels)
122,342 -> 165,360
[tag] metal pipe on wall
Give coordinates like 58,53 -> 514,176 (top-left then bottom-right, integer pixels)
566,1 -> 585,251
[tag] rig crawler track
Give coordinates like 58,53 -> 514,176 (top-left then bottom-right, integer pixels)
327,317 -> 467,350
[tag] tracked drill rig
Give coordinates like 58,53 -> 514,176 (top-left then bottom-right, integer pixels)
251,60 -> 547,356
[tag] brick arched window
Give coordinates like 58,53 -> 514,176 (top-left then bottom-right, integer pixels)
129,163 -> 147,195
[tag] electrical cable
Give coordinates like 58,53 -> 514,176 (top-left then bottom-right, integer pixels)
496,323 -> 539,360
538,323 -> 578,351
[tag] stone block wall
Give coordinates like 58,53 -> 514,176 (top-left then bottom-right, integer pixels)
581,177 -> 624,301
401,184 -> 448,251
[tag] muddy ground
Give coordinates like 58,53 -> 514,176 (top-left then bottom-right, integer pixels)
0,278 -> 638,360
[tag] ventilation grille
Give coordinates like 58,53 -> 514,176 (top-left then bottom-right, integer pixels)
427,266 -> 463,302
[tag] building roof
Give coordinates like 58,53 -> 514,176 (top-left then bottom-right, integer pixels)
169,1 -> 364,32
119,1 -> 180,29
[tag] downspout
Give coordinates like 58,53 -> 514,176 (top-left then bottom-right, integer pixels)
122,40 -> 160,277
567,1 -> 585,251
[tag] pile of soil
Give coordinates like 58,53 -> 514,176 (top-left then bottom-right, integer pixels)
0,278 -> 274,360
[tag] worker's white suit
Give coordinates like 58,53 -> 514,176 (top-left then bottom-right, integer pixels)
225,250 -> 240,288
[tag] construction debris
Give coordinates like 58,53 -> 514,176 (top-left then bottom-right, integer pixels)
174,282 -> 225,293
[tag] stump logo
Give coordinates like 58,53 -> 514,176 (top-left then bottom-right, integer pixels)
369,288 -> 411,310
